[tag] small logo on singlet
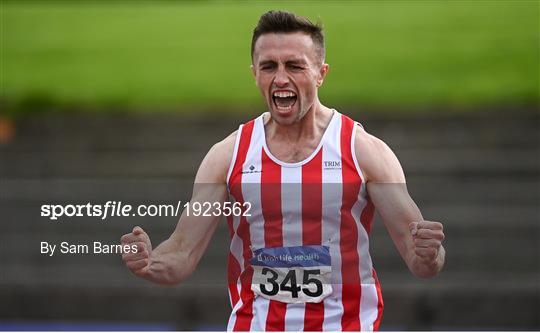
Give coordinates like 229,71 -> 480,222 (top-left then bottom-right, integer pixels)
242,165 -> 262,174
323,161 -> 341,170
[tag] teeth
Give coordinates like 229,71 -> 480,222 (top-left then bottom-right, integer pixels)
276,105 -> 292,111
273,91 -> 296,98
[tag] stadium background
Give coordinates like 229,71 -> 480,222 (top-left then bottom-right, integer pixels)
1,0 -> 538,330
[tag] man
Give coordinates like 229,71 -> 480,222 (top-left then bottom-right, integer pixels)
121,10 -> 445,331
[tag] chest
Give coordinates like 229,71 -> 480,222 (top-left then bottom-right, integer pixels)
266,137 -> 320,163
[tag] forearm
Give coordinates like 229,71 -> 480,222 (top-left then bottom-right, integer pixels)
408,245 -> 445,278
144,237 -> 195,285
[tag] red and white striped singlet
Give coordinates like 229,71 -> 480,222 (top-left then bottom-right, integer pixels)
225,110 -> 383,331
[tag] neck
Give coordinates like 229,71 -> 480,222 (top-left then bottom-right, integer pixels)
266,99 -> 333,143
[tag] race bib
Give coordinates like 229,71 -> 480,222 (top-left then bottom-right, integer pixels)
250,245 -> 332,304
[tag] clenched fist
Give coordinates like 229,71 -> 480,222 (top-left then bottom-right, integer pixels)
409,220 -> 444,264
121,226 -> 153,277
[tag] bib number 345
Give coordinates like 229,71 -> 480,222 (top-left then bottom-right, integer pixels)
250,245 -> 333,304
260,268 -> 323,298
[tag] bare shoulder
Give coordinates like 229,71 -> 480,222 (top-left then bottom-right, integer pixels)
354,125 -> 405,183
194,130 -> 238,184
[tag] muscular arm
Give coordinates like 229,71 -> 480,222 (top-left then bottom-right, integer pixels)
121,131 -> 237,285
356,127 -> 445,278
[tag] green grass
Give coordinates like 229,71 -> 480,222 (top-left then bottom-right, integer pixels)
1,1 -> 538,113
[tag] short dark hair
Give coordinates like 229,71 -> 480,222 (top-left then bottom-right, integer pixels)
251,10 -> 325,62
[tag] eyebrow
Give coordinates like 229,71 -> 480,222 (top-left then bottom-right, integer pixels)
286,59 -> 308,66
258,59 -> 308,67
258,60 -> 276,67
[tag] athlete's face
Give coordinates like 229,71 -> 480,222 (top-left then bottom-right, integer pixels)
251,32 -> 329,125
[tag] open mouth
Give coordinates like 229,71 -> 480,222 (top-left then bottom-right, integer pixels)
272,90 -> 297,113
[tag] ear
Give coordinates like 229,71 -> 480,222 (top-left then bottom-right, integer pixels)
250,64 -> 258,86
316,63 -> 329,87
